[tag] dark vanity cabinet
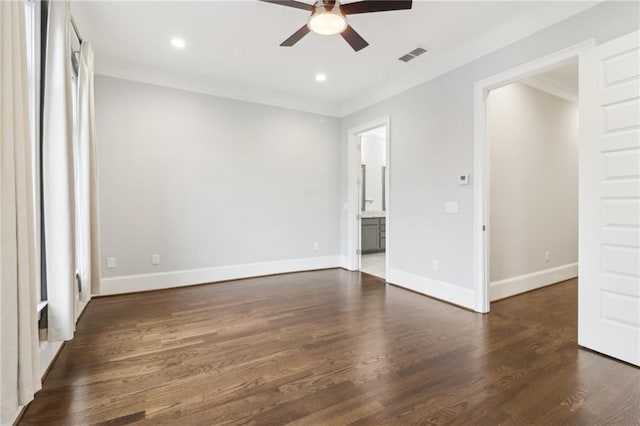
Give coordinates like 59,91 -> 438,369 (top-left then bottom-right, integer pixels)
361,217 -> 386,254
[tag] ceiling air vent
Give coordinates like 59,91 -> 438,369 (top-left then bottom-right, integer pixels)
398,47 -> 428,63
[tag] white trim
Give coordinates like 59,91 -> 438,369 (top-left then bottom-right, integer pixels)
91,2 -> 600,119
339,1 -> 600,116
38,295 -> 91,378
5,408 -> 24,426
96,62 -> 339,118
100,256 -> 342,295
473,39 -> 595,313
490,263 -> 578,302
388,268 -> 476,310
36,300 -> 48,314
39,341 -> 63,378
521,76 -> 578,104
6,288 -> 93,425
346,117 -> 391,275
339,255 -> 350,270
76,298 -> 90,321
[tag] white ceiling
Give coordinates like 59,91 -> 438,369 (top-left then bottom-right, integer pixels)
520,58 -> 578,103
72,1 -> 598,116
535,60 -> 579,94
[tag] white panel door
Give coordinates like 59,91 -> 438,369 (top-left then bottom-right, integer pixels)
579,30 -> 640,366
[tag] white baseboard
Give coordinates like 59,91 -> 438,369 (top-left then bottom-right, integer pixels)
5,406 -> 24,426
340,255 -> 356,271
17,298 -> 91,426
100,255 -> 342,295
387,268 -> 476,310
490,262 -> 578,301
39,340 -> 63,378
76,298 -> 90,321
38,297 -> 91,379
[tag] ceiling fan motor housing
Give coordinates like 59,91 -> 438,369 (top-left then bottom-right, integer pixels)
261,0 -> 413,52
308,0 -> 348,36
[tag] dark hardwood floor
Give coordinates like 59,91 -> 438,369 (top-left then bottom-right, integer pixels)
19,270 -> 639,425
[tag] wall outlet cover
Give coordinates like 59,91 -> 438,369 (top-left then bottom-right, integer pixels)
445,202 -> 459,214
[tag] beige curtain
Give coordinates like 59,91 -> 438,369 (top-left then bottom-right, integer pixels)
76,41 -> 101,299
43,0 -> 76,341
0,1 -> 42,423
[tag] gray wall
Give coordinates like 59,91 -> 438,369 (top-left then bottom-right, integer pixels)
340,1 -> 640,291
488,82 -> 578,282
94,1 -> 639,299
95,76 -> 341,278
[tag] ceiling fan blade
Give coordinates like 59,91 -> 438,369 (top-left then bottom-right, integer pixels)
341,0 -> 412,15
280,25 -> 311,47
258,0 -> 314,11
340,25 -> 369,52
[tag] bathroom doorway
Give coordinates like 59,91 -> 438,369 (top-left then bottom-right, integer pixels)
359,126 -> 387,279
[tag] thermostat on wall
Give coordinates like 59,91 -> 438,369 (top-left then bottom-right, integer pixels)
458,174 -> 470,185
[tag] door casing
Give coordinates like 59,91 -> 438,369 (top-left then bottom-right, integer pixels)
346,117 -> 391,274
472,40 -> 595,313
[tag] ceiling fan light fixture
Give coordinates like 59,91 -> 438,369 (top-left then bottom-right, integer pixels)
308,3 -> 347,36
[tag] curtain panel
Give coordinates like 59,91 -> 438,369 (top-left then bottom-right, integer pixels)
76,41 -> 100,299
0,1 -> 42,423
42,0 -> 76,341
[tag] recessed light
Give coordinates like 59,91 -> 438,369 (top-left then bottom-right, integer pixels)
315,73 -> 327,82
171,37 -> 186,49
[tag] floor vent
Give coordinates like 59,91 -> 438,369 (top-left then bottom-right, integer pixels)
398,47 -> 427,63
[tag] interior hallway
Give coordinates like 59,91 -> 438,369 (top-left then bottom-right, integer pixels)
18,272 -> 639,425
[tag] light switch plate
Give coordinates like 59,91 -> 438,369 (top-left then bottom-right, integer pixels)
445,202 -> 459,214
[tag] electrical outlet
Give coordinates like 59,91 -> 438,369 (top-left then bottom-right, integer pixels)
544,251 -> 550,263
106,257 -> 116,269
313,241 -> 319,250
152,254 -> 160,265
445,202 -> 458,214
432,259 -> 439,271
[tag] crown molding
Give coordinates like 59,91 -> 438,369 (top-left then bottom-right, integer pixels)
93,1 -> 600,118
521,75 -> 578,104
337,1 -> 600,117
95,57 -> 341,117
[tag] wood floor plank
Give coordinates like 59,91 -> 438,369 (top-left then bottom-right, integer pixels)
18,271 -> 639,425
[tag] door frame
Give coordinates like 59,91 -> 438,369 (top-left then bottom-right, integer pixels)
346,116 -> 391,275
472,40 -> 595,313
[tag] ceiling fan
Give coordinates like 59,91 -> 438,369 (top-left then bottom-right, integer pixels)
259,0 -> 412,52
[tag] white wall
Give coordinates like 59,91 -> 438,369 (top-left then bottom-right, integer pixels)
95,76 -> 342,293
488,82 -> 578,298
361,134 -> 386,213
340,1 -> 639,309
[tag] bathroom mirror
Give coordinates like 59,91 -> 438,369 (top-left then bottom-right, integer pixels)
360,128 -> 387,213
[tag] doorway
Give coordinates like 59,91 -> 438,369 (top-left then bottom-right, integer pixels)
476,33 -> 640,367
346,117 -> 390,278
472,40 -> 594,314
486,60 -> 579,304
359,126 -> 387,279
